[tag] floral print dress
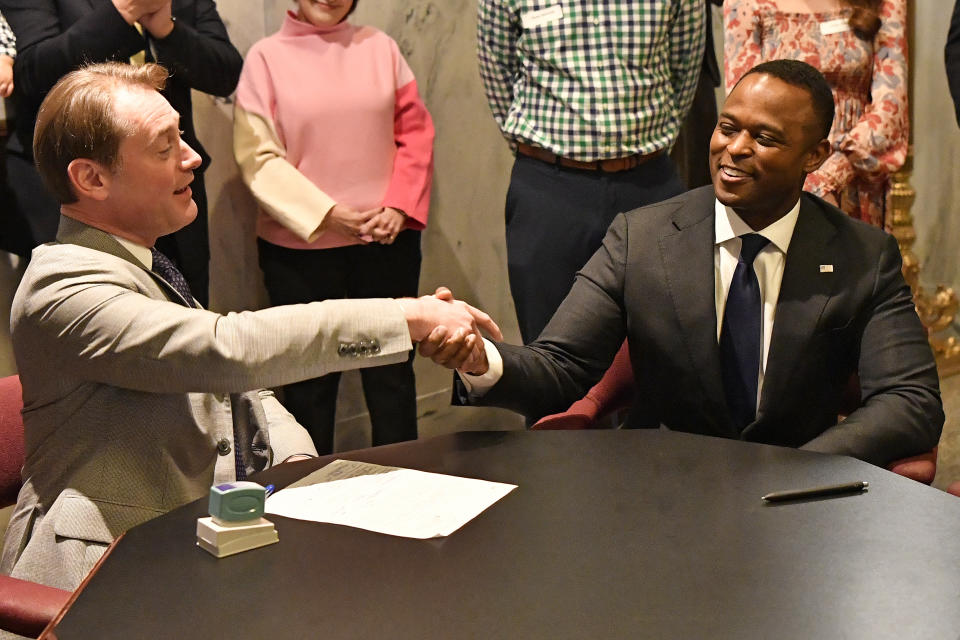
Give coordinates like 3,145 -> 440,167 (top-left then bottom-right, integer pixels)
724,0 -> 908,228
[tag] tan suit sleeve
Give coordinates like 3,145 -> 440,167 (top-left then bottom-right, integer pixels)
14,247 -> 413,394
257,389 -> 319,461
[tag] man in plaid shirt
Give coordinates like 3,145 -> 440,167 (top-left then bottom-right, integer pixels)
478,0 -> 705,343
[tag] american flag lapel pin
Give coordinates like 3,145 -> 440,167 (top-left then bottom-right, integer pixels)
819,264 -> 834,273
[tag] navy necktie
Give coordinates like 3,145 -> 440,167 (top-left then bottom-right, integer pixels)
153,247 -> 242,475
720,234 -> 770,430
234,443 -> 247,481
150,248 -> 196,308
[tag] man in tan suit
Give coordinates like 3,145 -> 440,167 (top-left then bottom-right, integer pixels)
0,62 -> 497,591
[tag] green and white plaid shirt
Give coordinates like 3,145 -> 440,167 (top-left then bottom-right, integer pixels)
478,0 -> 705,161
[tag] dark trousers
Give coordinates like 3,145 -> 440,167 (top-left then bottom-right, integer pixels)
2,150 -> 59,257
258,230 -> 422,455
505,153 -> 684,343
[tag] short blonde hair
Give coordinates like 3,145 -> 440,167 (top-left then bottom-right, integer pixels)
33,62 -> 169,204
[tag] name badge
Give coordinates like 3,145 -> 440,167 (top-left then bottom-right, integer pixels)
819,18 -> 850,35
819,264 -> 834,273
522,5 -> 564,30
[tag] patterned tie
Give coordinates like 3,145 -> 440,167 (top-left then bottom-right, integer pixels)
720,233 -> 770,430
150,248 -> 196,308
234,445 -> 247,481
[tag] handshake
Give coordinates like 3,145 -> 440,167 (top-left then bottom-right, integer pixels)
400,287 -> 502,375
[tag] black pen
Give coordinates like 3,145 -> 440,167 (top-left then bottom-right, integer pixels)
761,481 -> 869,502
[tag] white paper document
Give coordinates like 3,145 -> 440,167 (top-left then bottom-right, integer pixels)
264,459 -> 517,539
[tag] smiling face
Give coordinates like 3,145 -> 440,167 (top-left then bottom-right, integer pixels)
101,87 -> 202,245
709,73 -> 831,230
296,0 -> 354,27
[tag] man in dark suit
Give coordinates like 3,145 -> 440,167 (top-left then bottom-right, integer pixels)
432,60 -> 942,467
0,0 -> 242,305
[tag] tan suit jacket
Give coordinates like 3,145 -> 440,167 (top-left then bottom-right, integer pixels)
0,216 -> 411,590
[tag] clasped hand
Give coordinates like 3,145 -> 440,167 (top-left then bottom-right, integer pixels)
325,205 -> 406,245
113,0 -> 175,38
0,56 -> 13,99
402,288 -> 502,374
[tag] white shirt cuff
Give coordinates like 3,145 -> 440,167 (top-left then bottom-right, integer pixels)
457,338 -> 503,397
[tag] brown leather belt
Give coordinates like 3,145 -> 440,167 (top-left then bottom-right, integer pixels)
515,142 -> 660,173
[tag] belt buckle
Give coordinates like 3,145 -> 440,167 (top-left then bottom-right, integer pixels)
599,156 -> 631,172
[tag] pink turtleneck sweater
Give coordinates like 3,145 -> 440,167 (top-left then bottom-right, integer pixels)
234,12 -> 434,249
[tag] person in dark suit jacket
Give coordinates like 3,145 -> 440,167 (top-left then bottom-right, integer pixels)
0,0 -> 243,305
430,60 -> 942,467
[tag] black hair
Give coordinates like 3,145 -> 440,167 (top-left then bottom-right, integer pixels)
344,0 -> 357,21
737,59 -> 835,140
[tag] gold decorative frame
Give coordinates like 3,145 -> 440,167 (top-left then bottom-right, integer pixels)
889,0 -> 960,377
889,155 -> 960,376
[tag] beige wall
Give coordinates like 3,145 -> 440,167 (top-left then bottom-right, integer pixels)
911,5 -> 960,288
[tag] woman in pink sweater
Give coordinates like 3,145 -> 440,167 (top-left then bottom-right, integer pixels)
234,0 -> 434,454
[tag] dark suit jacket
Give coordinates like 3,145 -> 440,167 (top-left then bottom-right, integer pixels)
0,0 -> 242,259
948,0 -> 960,127
475,186 -> 943,466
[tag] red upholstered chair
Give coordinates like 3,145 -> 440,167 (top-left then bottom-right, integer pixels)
887,448 -> 938,485
0,375 -> 26,507
531,341 -> 634,431
531,345 -> 939,484
0,575 -> 72,638
0,374 -> 72,638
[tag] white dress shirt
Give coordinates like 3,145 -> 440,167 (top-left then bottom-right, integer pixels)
112,234 -> 153,269
461,198 -> 802,407
714,198 -> 800,406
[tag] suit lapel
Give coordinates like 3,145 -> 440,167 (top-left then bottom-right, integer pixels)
753,195 -> 839,424
55,215 -> 192,306
658,188 -> 736,436
56,215 -> 143,265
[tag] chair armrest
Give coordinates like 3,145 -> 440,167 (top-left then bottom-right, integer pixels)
0,574 -> 72,638
531,340 -> 634,430
531,396 -> 602,430
886,447 -> 938,485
